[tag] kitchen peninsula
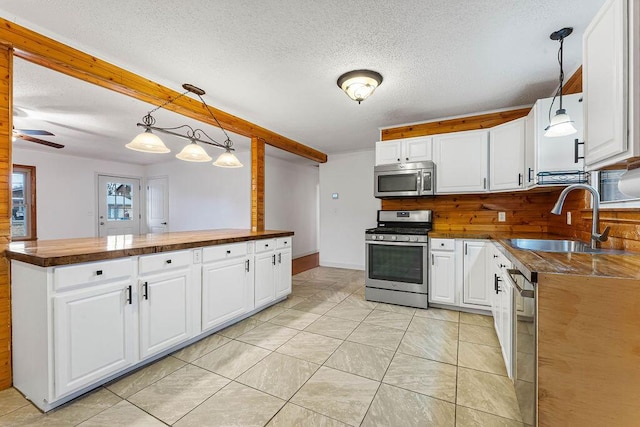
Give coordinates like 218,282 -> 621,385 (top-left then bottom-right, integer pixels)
6,229 -> 294,412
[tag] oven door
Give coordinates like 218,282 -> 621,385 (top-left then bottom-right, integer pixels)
365,241 -> 428,294
374,170 -> 421,198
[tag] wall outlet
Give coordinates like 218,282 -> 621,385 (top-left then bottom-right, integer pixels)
193,249 -> 202,264
498,212 -> 506,222
567,211 -> 572,225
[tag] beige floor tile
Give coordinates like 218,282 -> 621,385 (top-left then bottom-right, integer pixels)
128,364 -> 229,425
375,302 -> 417,316
312,289 -> 351,303
276,331 -> 342,364
456,405 -> 525,427
363,309 -> 412,330
78,400 -> 165,426
106,356 -> 186,398
343,294 -> 377,309
236,322 -> 300,350
324,341 -> 394,381
291,287 -> 322,299
397,330 -> 458,365
457,367 -> 523,422
407,316 -> 459,337
460,312 -> 495,328
268,309 -> 322,330
252,304 -> 288,321
291,298 -> 338,315
267,403 -> 348,426
459,324 -> 500,348
237,352 -> 319,399
304,315 -> 360,340
0,403 -> 44,426
218,317 -> 263,339
383,353 -> 457,402
172,334 -> 231,362
458,341 -> 508,376
193,340 -> 271,379
362,384 -> 455,427
324,301 -> 372,322
347,323 -> 405,351
414,307 -> 460,323
174,381 -> 284,427
277,295 -> 307,309
34,388 -> 121,426
0,388 -> 30,417
291,366 -> 379,426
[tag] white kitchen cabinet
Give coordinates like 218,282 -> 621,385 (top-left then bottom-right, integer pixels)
255,238 -> 292,306
489,118 -> 525,191
138,250 -> 195,359
498,268 -> 514,379
255,246 -> 276,308
201,244 -> 254,332
433,130 -> 488,194
275,247 -> 292,299
524,109 -> 536,188
53,279 -> 136,397
584,0 -> 640,169
429,239 -> 456,305
375,136 -> 432,165
462,241 -> 491,307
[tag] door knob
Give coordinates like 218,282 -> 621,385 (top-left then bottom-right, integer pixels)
161,222 -> 167,225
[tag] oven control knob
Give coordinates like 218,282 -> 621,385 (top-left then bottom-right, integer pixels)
391,236 -> 397,241
379,235 -> 384,240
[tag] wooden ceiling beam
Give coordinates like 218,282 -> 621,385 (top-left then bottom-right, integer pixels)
0,18 -> 327,163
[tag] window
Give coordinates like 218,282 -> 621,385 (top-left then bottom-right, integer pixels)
12,165 -> 37,240
595,169 -> 640,208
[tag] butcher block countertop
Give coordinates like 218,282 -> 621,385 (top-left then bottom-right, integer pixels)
5,229 -> 294,267
429,231 -> 640,282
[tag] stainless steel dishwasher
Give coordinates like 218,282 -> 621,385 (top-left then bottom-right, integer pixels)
506,268 -> 536,426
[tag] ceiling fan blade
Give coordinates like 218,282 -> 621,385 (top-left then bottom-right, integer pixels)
17,134 -> 65,149
14,129 -> 55,136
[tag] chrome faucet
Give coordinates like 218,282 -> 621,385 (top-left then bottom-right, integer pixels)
550,184 -> 610,249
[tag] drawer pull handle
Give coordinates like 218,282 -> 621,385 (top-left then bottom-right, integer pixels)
96,270 -> 103,276
265,244 -> 269,247
166,259 -> 172,264
226,250 -> 231,254
272,254 -> 276,265
278,253 -> 282,264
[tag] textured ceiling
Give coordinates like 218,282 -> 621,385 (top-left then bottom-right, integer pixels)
2,0 -> 606,164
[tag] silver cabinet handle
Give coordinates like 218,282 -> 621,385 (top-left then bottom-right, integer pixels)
431,254 -> 435,265
272,254 -> 276,265
278,253 -> 282,264
483,177 -> 487,189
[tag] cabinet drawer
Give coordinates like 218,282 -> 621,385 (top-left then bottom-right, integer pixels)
276,237 -> 292,249
202,242 -> 249,263
139,250 -> 192,275
255,239 -> 276,253
430,239 -> 454,251
54,258 -> 134,291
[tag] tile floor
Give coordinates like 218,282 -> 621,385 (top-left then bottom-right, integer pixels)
0,267 -> 527,426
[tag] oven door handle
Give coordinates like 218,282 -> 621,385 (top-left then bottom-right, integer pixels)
366,241 -> 427,247
506,268 -> 535,299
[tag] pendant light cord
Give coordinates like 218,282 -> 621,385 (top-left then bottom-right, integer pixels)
194,93 -> 234,148
548,37 -> 566,123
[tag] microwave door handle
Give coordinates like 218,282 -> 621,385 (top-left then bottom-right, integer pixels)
416,173 -> 422,195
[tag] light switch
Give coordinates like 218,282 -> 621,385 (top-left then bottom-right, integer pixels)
567,211 -> 572,225
498,212 -> 506,222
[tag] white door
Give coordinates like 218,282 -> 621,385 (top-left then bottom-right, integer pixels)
433,130 -> 489,193
254,251 -> 275,307
53,281 -> 135,397
275,249 -> 292,299
489,118 -> 525,191
429,251 -> 456,305
462,241 -> 490,307
147,176 -> 169,233
202,257 -> 252,331
98,175 -> 141,237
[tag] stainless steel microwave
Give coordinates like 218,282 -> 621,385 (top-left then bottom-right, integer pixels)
374,161 -> 435,198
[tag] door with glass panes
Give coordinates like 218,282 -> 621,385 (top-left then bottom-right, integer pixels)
97,175 -> 141,236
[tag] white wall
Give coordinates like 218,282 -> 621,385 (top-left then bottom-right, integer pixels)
265,155 -> 319,258
319,150 -> 380,270
12,148 -> 145,240
144,151 -> 251,231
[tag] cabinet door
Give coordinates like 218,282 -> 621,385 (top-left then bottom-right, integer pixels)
584,0 -> 628,167
54,280 -> 135,397
489,118 -> 525,191
499,271 -> 514,379
202,257 -> 253,332
433,130 -> 488,193
139,268 -> 193,359
275,249 -> 292,299
462,241 -> 490,307
375,140 -> 402,165
404,137 -> 433,162
429,250 -> 456,305
255,251 -> 275,307
524,109 -> 536,188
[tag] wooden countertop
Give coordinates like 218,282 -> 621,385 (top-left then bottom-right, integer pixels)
6,229 -> 294,267
429,231 -> 640,282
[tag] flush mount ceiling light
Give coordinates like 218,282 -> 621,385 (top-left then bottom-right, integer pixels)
544,27 -> 578,138
337,70 -> 383,104
126,83 -> 243,168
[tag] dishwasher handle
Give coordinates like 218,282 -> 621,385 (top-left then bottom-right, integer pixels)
506,269 -> 535,299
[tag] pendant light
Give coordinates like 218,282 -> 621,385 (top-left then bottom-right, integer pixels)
337,70 -> 383,104
544,27 -> 578,138
175,141 -> 212,162
213,144 -> 243,168
126,128 -> 170,153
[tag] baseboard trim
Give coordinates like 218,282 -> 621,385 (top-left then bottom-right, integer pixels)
292,252 -> 319,275
319,261 -> 365,271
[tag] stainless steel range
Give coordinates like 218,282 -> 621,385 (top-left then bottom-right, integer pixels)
365,210 -> 431,309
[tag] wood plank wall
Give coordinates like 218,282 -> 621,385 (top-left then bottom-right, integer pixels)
251,137 -> 265,232
0,46 -> 12,389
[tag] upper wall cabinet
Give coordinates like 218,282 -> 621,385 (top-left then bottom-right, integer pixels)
489,118 -> 525,191
433,130 -> 488,194
584,0 -> 640,169
375,136 -> 432,165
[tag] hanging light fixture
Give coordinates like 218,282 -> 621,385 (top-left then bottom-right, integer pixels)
127,83 -> 243,168
337,70 -> 383,104
544,27 -> 578,138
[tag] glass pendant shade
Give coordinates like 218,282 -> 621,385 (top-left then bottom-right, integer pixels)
126,130 -> 170,153
176,141 -> 212,162
213,150 -> 243,168
337,70 -> 383,104
544,109 -> 577,137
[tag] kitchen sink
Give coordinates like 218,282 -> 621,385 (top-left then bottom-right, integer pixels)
505,238 -> 629,254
